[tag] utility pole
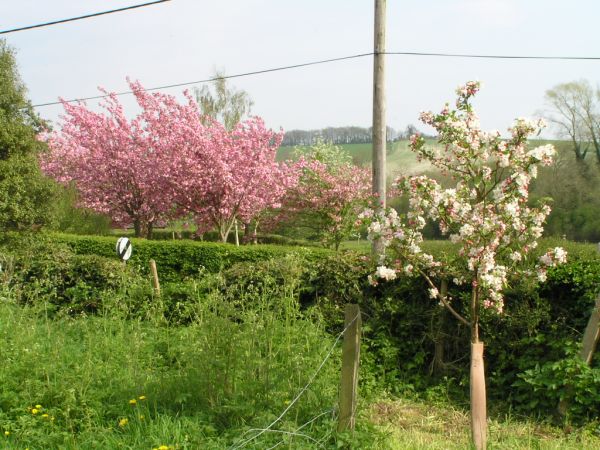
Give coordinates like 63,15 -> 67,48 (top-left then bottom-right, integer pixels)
372,0 -> 386,254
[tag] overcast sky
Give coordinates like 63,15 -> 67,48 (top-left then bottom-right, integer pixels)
2,0 -> 599,137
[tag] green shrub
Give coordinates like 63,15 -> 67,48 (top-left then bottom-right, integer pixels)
514,347 -> 600,422
305,248 -> 600,422
50,232 -> 330,282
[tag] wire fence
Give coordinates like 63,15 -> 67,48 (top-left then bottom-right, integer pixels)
228,312 -> 360,450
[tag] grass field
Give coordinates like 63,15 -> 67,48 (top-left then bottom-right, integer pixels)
278,139 -> 574,180
278,140 -> 434,179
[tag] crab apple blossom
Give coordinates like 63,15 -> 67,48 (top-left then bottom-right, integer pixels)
360,81 -> 566,450
41,80 -> 293,241
275,157 -> 371,250
176,116 -> 297,243
40,80 -> 204,238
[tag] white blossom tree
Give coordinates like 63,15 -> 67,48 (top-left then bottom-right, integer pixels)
360,81 -> 567,450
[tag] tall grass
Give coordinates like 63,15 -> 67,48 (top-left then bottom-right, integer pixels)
0,261 -> 342,449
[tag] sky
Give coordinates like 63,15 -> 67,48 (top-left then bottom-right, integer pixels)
2,0 -> 600,137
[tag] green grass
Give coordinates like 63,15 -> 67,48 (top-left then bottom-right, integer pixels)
340,237 -> 598,259
0,268 -> 343,449
367,398 -> 600,449
278,139 -> 574,180
277,140 -> 434,177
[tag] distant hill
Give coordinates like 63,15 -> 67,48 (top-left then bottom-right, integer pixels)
277,138 -> 574,179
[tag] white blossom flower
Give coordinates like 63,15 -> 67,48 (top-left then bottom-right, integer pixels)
375,266 -> 397,281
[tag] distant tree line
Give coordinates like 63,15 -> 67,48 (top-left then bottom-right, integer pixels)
282,125 -> 426,146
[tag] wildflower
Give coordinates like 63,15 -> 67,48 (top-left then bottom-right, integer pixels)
129,399 -> 137,406
31,408 -> 39,415
4,431 -> 9,436
35,404 -> 42,409
42,414 -> 49,419
138,395 -> 147,401
118,418 -> 128,427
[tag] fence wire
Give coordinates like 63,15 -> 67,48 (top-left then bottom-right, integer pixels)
228,312 -> 360,450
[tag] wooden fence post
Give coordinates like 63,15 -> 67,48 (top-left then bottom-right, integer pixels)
149,259 -> 160,296
338,303 -> 362,432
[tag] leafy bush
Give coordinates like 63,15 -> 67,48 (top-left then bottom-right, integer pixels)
305,247 -> 600,422
514,347 -> 600,423
50,232 -> 330,282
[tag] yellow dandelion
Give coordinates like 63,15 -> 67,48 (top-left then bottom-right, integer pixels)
158,446 -> 170,450
129,399 -> 137,406
42,413 -> 49,419
35,404 -> 42,409
138,395 -> 147,401
118,418 -> 128,427
31,408 -> 39,415
4,431 -> 9,436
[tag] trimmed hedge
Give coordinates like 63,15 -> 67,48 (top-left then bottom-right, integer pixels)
49,233 -> 331,282
112,229 -> 315,247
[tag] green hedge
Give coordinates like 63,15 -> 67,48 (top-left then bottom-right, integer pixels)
49,233 -> 330,282
304,244 -> 600,423
2,232 -> 599,422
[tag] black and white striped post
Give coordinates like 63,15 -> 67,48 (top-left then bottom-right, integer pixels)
116,237 -> 132,262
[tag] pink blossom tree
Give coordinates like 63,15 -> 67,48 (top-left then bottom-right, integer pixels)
359,82 -> 567,450
275,141 -> 371,250
176,116 -> 295,243
41,80 -> 206,238
42,80 -> 291,242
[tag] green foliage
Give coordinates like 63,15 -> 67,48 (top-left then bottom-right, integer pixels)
514,347 -> 600,423
0,271 -> 343,449
306,248 -> 600,423
51,185 -> 112,235
49,232 -> 330,282
0,155 -> 57,230
3,232 -> 600,431
3,236 -> 126,315
194,70 -> 253,130
0,40 -> 57,231
291,138 -> 353,167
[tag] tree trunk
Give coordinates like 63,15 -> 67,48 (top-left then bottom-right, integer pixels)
146,222 -> 154,240
432,279 -> 449,377
469,285 -> 487,450
219,219 -> 236,243
133,219 -> 142,237
470,340 -> 487,450
241,222 -> 251,244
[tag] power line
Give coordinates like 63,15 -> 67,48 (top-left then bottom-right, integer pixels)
0,0 -> 172,35
30,53 -> 373,108
384,51 -> 600,60
29,50 -> 600,108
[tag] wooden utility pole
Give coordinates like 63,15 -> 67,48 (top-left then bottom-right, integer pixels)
372,0 -> 386,254
372,0 -> 387,209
